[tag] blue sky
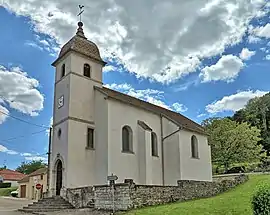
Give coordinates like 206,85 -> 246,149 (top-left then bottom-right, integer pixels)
0,1 -> 269,169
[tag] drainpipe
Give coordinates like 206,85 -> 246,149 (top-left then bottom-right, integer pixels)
160,114 -> 182,186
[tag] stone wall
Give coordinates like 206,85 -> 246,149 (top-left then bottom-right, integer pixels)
94,184 -> 132,211
130,174 -> 248,208
62,186 -> 95,208
63,174 -> 248,211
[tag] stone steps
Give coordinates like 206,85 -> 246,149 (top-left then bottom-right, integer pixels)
18,196 -> 74,213
25,204 -> 74,209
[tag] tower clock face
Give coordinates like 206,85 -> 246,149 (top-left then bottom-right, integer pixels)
58,95 -> 64,109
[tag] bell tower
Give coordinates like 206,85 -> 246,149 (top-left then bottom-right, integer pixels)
49,20 -> 106,195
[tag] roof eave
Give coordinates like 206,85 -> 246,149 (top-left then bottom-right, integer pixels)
95,87 -> 207,136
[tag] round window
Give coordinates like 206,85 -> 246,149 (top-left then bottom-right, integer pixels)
57,128 -> 62,139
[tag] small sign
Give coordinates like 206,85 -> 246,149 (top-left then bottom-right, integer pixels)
107,175 -> 118,181
36,183 -> 42,190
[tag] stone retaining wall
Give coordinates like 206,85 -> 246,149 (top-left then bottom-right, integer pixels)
94,184 -> 132,211
62,186 -> 95,208
63,174 -> 248,211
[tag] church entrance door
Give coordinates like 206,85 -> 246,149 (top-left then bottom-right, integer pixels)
56,160 -> 63,196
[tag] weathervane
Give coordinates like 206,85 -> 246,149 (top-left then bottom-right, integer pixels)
77,5 -> 85,22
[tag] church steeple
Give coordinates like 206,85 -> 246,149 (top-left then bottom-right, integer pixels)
76,21 -> 87,39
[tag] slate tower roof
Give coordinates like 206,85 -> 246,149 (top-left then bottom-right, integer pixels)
52,22 -> 106,66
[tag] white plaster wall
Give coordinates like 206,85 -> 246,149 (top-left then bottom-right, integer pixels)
162,117 -> 181,186
66,120 -> 96,188
68,54 -> 103,123
137,126 -> 146,184
54,75 -> 70,123
55,55 -> 72,82
51,51 -> 105,190
179,130 -> 212,181
50,120 -> 69,191
107,99 -> 162,185
69,74 -> 97,121
70,54 -> 103,83
94,90 -> 109,185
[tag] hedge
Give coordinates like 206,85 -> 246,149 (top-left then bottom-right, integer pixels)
0,182 -> 11,188
252,185 -> 270,215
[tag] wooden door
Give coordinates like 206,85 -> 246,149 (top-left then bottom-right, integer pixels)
20,185 -> 26,198
56,160 -> 62,196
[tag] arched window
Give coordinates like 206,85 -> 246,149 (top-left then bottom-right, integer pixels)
122,126 -> 133,153
191,135 -> 199,159
61,64 -> 65,78
83,63 -> 91,78
151,132 -> 158,156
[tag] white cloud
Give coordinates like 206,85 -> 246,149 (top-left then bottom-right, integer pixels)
206,90 -> 268,114
105,83 -> 187,112
0,144 -> 18,155
247,35 -> 262,43
103,65 -> 118,73
197,113 -> 207,118
201,55 -> 244,83
0,105 -> 9,125
0,144 -> 46,161
252,23 -> 270,38
2,0 -> 266,83
39,39 -> 50,46
24,155 -> 47,162
172,103 -> 188,113
266,55 -> 270,60
24,41 -> 43,51
46,117 -> 53,135
0,65 -> 44,116
104,83 -> 132,91
239,48 -> 256,60
20,152 -> 32,157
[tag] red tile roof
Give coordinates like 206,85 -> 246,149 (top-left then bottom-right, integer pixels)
0,169 -> 26,181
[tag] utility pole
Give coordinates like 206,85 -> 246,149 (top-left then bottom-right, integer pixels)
46,127 -> 52,196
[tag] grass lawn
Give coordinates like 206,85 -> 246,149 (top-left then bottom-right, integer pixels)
125,174 -> 270,215
0,187 -> 18,196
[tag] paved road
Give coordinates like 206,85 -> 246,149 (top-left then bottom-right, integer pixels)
0,196 -> 33,215
0,197 -> 110,215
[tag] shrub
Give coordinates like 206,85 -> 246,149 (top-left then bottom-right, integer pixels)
252,185 -> 270,215
0,183 -> 11,188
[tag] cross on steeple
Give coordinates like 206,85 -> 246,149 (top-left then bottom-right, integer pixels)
76,5 -> 86,39
77,5 -> 84,22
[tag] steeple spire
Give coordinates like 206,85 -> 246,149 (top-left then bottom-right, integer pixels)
76,4 -> 86,39
76,21 -> 87,39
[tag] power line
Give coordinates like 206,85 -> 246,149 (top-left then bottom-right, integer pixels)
0,110 -> 50,129
0,94 -> 50,129
0,128 -> 48,142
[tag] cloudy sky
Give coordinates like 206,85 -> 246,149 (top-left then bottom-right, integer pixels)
0,0 -> 269,169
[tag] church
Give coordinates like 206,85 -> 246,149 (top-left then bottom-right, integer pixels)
48,21 -> 212,196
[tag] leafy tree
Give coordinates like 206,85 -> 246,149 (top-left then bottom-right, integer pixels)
0,165 -> 7,170
16,160 -> 46,175
202,117 -> 263,172
232,93 -> 270,154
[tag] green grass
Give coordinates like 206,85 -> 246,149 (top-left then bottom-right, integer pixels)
125,174 -> 270,215
0,187 -> 18,196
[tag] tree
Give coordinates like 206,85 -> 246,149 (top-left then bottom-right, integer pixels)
16,160 -> 46,175
0,165 -> 7,170
202,117 -> 263,171
232,93 -> 270,154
